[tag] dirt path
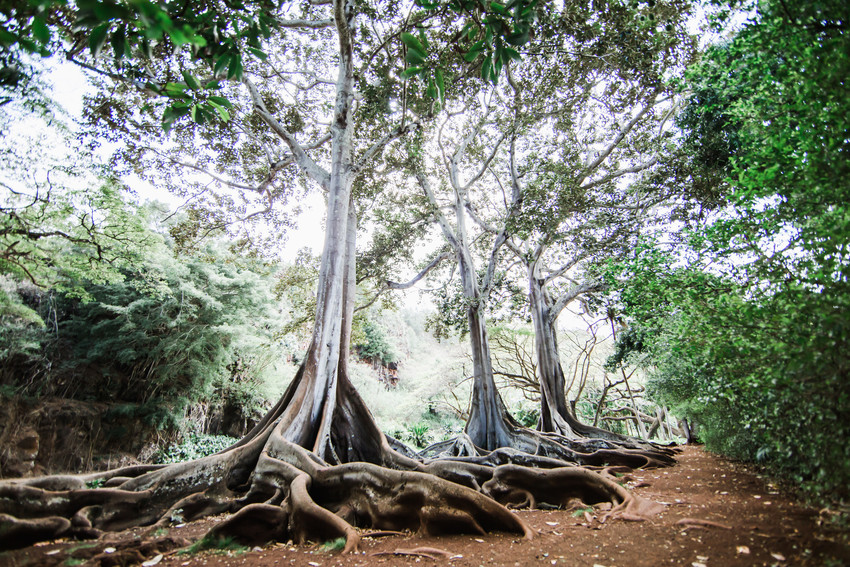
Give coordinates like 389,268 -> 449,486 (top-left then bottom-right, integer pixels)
2,446 -> 848,567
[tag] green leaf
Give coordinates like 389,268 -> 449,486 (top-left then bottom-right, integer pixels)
426,76 -> 437,99
162,104 -> 190,131
208,101 -> 230,121
460,22 -> 475,41
213,54 -> 231,77
490,1 -> 507,14
505,28 -> 529,46
88,23 -> 110,57
164,82 -> 189,95
400,32 -> 427,58
32,16 -> 50,44
168,27 -> 188,46
16,36 -> 39,53
400,66 -> 424,79
227,54 -> 244,80
464,40 -> 485,62
247,46 -> 268,60
258,17 -> 271,38
0,29 -> 17,48
92,2 -> 130,22
190,104 -> 199,123
73,14 -> 102,30
140,39 -> 153,59
406,50 -> 426,66
110,26 -> 126,59
207,95 -> 232,108
502,46 -> 521,62
182,71 -> 201,90
481,54 -> 492,81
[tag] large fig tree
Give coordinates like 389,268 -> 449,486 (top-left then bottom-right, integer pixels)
0,0 -> 667,555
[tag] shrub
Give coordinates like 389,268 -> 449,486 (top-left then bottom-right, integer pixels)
154,433 -> 239,464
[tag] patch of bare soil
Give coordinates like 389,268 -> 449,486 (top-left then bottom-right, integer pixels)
2,446 -> 848,567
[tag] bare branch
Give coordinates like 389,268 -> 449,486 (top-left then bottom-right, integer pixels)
416,172 -> 460,252
278,18 -> 334,28
386,251 -> 453,290
244,78 -> 331,189
354,121 -> 419,173
461,131 -> 508,192
549,279 -> 605,321
579,91 -> 660,181
580,157 -> 659,192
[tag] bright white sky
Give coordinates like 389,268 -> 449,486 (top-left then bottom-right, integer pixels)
47,61 -> 327,262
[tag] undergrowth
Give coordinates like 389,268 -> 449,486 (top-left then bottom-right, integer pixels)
180,535 -> 248,555
154,433 -> 239,464
319,537 -> 347,552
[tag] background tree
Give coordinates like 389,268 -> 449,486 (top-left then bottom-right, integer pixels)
499,1 -> 694,443
417,0 -> 694,454
409,2 -> 692,466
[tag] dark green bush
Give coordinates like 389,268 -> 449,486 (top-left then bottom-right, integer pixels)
154,432 -> 239,464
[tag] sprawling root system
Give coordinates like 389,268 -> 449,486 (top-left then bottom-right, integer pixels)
0,362 -> 674,552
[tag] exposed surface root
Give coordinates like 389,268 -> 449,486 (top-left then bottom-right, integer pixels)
422,429 -> 676,470
481,464 -> 663,519
0,362 -> 671,553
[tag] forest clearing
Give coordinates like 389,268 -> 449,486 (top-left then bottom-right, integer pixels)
1,0 -> 849,564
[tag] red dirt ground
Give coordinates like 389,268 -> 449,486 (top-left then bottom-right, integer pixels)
2,446 -> 848,567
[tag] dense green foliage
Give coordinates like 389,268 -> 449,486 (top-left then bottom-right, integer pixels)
354,319 -> 398,366
610,0 -> 850,499
1,0 -> 538,134
1,101 -> 153,300
155,432 -> 239,464
1,224 -> 289,431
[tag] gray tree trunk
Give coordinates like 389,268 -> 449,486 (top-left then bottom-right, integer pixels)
527,258 -> 639,444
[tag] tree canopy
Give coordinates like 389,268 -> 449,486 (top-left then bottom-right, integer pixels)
607,0 -> 850,498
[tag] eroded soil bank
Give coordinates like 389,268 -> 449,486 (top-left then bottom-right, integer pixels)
2,445 -> 848,567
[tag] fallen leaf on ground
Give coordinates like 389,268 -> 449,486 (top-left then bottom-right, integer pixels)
736,545 -> 750,554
